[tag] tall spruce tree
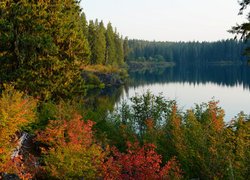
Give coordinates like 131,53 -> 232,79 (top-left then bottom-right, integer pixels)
97,20 -> 107,65
105,22 -> 116,65
0,0 -> 90,99
80,12 -> 89,38
88,20 -> 97,64
114,32 -> 124,66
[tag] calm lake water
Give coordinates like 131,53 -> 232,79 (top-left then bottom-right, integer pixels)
117,65 -> 250,121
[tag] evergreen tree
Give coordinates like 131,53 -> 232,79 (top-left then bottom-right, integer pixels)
80,12 -> 88,38
88,19 -> 106,65
105,22 -> 116,65
123,37 -> 130,62
114,32 -> 124,66
95,20 -> 106,64
0,0 -> 90,99
88,20 -> 97,64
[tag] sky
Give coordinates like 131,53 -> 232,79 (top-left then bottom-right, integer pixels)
80,0 -> 248,42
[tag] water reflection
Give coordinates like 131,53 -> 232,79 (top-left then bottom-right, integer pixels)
120,65 -> 250,121
83,86 -> 124,121
129,65 -> 250,90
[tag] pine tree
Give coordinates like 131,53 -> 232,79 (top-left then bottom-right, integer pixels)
105,22 -> 116,65
80,12 -> 89,38
114,32 -> 124,66
88,19 -> 106,65
88,20 -> 97,64
97,20 -> 107,65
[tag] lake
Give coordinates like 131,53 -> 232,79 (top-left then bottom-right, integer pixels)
116,65 -> 250,121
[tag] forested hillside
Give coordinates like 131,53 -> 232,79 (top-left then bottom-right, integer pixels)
128,39 -> 248,65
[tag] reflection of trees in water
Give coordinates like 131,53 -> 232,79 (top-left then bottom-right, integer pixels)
83,86 -> 124,121
129,65 -> 250,90
83,64 -> 250,122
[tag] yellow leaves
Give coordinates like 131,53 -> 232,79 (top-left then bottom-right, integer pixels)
0,85 -> 37,170
37,114 -> 105,179
207,101 -> 225,132
0,86 -> 36,138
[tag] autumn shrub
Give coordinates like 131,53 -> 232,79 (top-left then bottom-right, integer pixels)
224,114 -> 250,179
171,101 -> 227,179
161,100 -> 250,179
0,85 -> 37,176
2,154 -> 40,180
107,92 -> 250,179
36,114 -> 106,179
103,142 -> 182,180
106,91 -> 175,145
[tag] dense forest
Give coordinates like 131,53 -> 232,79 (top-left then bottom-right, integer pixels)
128,39 -> 248,66
0,0 -> 249,179
0,0 -> 128,100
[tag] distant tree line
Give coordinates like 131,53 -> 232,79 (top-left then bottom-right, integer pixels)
128,39 -> 248,65
0,0 -> 128,100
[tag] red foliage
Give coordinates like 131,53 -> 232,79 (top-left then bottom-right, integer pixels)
160,157 -> 183,179
36,114 -> 105,179
1,154 -> 40,180
103,142 -> 182,180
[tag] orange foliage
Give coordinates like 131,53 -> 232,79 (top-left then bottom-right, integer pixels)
1,154 -> 40,180
36,114 -> 95,149
36,114 -> 106,179
208,101 -> 224,132
0,85 -> 37,175
145,118 -> 155,131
